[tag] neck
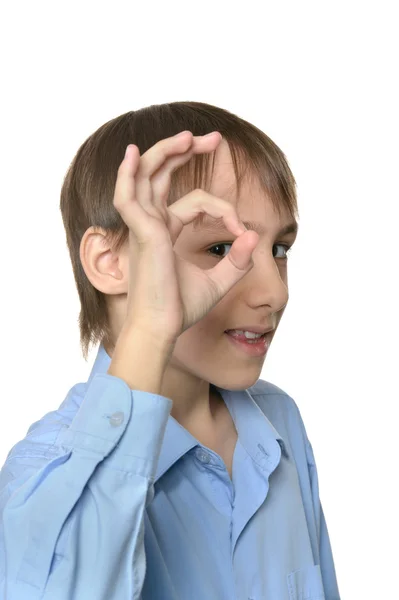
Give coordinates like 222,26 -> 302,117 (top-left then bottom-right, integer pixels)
162,377 -> 218,426
104,338 -> 223,435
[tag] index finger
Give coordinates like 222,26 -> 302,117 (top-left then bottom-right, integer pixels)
150,133 -> 223,206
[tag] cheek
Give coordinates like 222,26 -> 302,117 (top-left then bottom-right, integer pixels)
194,306 -> 228,336
178,315 -> 225,350
170,328 -> 215,366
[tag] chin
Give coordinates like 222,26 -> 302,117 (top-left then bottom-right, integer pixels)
211,368 -> 264,393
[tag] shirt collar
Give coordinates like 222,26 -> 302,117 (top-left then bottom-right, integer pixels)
88,344 -> 287,483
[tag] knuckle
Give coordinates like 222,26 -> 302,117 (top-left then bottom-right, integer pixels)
113,193 -> 123,208
117,159 -> 127,173
193,188 -> 206,199
155,139 -> 170,157
157,136 -> 170,148
228,203 -> 237,215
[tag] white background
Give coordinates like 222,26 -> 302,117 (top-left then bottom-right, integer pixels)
1,1 -> 398,598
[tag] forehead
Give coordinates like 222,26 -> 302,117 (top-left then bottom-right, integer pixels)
204,139 -> 292,227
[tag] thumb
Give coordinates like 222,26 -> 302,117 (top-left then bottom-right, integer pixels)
206,230 -> 259,297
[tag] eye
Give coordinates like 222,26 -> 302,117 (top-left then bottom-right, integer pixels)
274,244 -> 294,260
207,243 -> 232,259
207,242 -> 294,260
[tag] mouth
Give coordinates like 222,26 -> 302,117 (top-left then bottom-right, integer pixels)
224,330 -> 271,357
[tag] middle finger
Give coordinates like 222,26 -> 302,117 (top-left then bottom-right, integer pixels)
137,131 -> 220,179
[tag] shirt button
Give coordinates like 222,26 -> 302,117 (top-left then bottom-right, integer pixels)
109,411 -> 125,427
196,448 -> 211,463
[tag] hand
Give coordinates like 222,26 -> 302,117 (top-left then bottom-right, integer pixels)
112,130 -> 259,343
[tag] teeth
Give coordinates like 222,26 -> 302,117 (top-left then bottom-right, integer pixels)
230,330 -> 264,339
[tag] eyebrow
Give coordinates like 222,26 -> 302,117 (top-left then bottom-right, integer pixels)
193,216 -> 299,237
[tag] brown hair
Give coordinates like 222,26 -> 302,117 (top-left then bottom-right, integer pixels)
59,101 -> 299,362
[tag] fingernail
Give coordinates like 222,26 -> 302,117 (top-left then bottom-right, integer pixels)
204,131 -> 219,138
175,130 -> 190,138
125,145 -> 131,159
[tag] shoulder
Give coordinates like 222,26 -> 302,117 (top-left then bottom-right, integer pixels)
247,377 -> 302,424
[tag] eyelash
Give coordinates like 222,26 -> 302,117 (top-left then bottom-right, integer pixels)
207,242 -> 293,260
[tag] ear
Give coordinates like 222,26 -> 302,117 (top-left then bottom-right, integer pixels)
79,227 -> 129,295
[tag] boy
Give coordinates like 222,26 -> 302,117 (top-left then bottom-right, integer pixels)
0,102 -> 341,599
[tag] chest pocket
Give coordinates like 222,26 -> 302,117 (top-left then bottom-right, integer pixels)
287,563 -> 325,600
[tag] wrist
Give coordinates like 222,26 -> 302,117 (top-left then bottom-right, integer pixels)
106,323 -> 176,394
122,320 -> 178,354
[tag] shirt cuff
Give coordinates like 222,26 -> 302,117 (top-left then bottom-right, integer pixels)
56,372 -> 172,479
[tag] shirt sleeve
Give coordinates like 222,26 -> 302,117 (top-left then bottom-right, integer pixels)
0,372 -> 172,600
305,436 -> 342,600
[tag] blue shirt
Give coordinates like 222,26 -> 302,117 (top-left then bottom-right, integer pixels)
0,343 -> 340,600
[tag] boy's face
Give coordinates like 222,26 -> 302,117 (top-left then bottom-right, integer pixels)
88,139 -> 297,398
162,140 -> 297,393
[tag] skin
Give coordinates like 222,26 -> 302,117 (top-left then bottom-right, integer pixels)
80,139 -> 298,444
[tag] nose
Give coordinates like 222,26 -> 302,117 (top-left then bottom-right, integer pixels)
243,248 -> 289,312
